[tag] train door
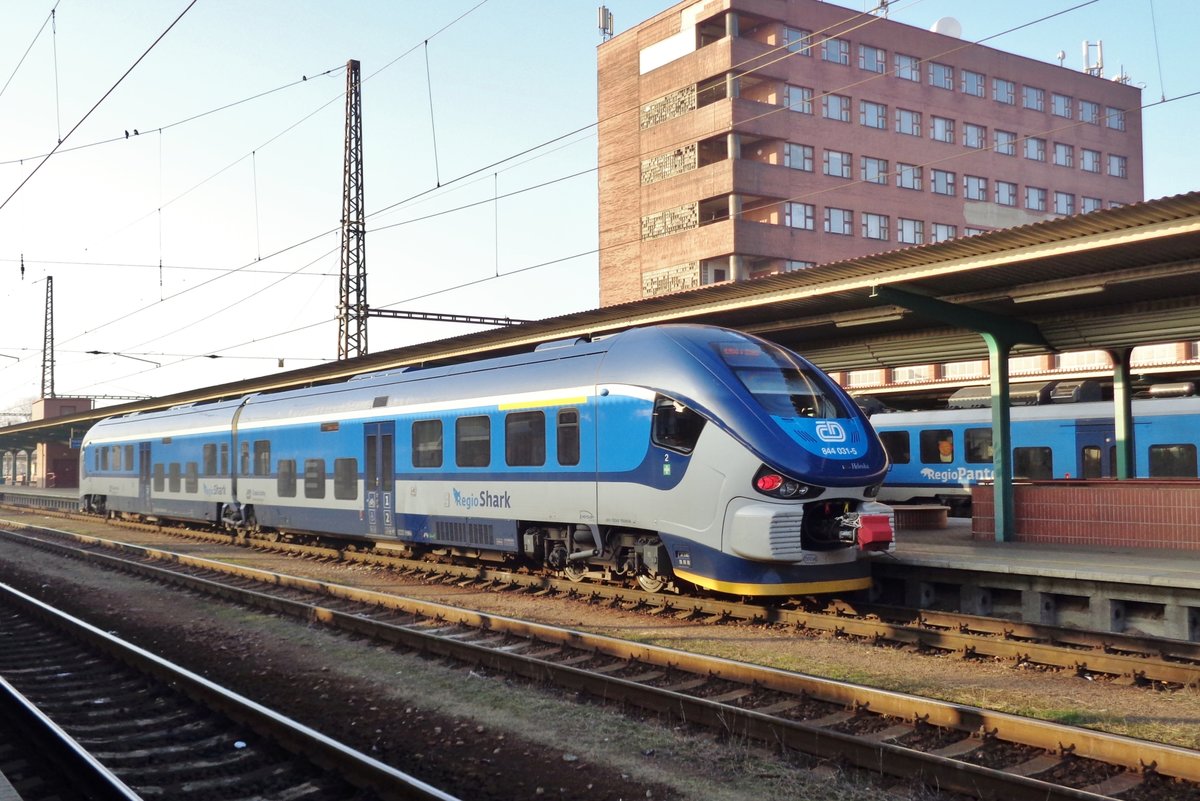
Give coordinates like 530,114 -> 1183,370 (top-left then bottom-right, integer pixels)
1072,419 -> 1114,478
138,442 -> 152,507
364,422 -> 395,538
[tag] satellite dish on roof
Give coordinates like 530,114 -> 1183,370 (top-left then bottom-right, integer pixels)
930,17 -> 962,38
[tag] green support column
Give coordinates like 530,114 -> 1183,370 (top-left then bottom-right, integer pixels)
1109,347 -> 1136,478
984,333 -> 1014,542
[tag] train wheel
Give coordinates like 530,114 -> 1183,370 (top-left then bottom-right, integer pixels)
563,563 -> 588,582
636,574 -> 665,593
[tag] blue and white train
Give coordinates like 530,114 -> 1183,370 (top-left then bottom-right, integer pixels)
80,325 -> 894,597
870,390 -> 1200,509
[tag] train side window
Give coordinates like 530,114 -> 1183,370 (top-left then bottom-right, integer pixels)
253,440 -> 271,476
652,395 -> 705,454
203,444 -> 217,476
124,445 -> 134,472
1013,447 -> 1053,480
412,420 -> 443,468
220,443 -> 229,475
304,459 -> 326,498
185,463 -> 199,493
240,442 -> 250,475
168,463 -> 182,493
112,446 -> 122,471
278,459 -> 297,497
878,431 -> 910,464
965,428 -> 992,463
505,411 -> 546,467
1081,446 -> 1102,479
94,449 -> 101,470
456,416 -> 491,467
101,447 -> 110,471
153,463 -> 165,492
1149,444 -> 1198,478
919,429 -> 954,463
334,458 -> 358,499
557,409 -> 580,466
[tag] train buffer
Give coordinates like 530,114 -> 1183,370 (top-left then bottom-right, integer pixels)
892,504 -> 950,530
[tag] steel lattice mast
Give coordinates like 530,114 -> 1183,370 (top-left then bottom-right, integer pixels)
337,59 -> 367,360
41,275 -> 54,399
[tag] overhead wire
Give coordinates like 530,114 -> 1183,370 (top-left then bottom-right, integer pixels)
0,1 -> 62,103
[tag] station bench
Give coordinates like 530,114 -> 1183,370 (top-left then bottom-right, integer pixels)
892,504 -> 951,530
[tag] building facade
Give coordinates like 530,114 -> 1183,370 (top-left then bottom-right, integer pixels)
598,0 -> 1143,306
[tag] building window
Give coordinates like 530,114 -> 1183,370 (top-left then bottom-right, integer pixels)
1105,106 -> 1125,130
861,212 -> 889,240
785,202 -> 814,230
1108,154 -> 1128,178
823,149 -> 851,178
1051,92 -> 1072,118
895,108 -> 921,136
928,61 -> 953,89
786,260 -> 816,271
1025,186 -> 1047,211
1054,191 -> 1075,215
859,44 -> 885,73
1080,100 -> 1100,124
964,227 -> 989,236
896,163 -> 922,191
784,84 -> 812,114
824,207 -> 853,235
860,156 -> 888,185
1022,85 -> 1044,111
995,180 -> 1017,206
993,77 -> 1014,104
897,218 -> 924,244
822,36 -> 849,64
1052,142 -> 1073,168
961,69 -> 984,97
1081,148 -> 1101,173
505,411 -> 546,467
823,93 -> 850,122
931,223 -> 957,243
963,122 -> 986,149
785,143 -> 814,171
895,52 -> 920,81
1024,137 -> 1046,162
1081,196 -> 1102,213
456,415 -> 491,467
964,175 -> 987,201
931,169 -> 955,196
783,26 -> 813,55
994,129 -> 1016,156
859,100 -> 887,129
930,116 -> 955,143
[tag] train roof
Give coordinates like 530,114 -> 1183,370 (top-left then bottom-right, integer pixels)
870,394 -> 1200,426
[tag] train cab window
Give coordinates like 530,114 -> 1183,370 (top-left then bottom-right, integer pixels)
220,443 -> 229,475
412,420 -> 443,468
715,340 -> 847,418
557,409 -> 580,466
304,459 -> 326,498
153,463 -> 165,492
878,431 -> 910,464
1013,447 -> 1053,480
240,442 -> 250,475
652,395 -> 705,454
965,428 -> 993,463
1149,444 -> 1198,478
124,445 -> 134,472
253,441 -> 271,476
920,429 -> 954,463
505,411 -> 546,467
456,416 -> 491,467
203,444 -> 218,476
278,459 -> 297,497
336,460 -> 357,496
168,463 -> 182,493
1081,446 -> 1103,479
185,463 -> 199,494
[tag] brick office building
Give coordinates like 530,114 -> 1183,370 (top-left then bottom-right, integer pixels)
597,0 -> 1143,306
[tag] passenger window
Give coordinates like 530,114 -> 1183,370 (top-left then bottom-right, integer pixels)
220,443 -> 229,475
124,445 -> 134,472
1149,444 -> 1198,478
203,444 -> 217,476
240,442 -> 250,475
304,459 -> 326,498
112,446 -> 122,471
456,416 -> 491,467
1081,446 -> 1102,479
965,428 -> 992,463
334,458 -> 358,499
1013,447 -> 1053,480
153,463 -> 165,492
412,420 -> 443,468
919,429 -> 954,463
101,447 -> 110,471
652,395 -> 705,454
254,440 -> 271,476
185,463 -> 199,494
168,463 -> 182,493
557,409 -> 580,466
278,459 -> 297,497
506,411 -> 546,467
878,431 -> 909,464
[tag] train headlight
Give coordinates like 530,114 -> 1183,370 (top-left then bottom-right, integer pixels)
753,466 -> 823,499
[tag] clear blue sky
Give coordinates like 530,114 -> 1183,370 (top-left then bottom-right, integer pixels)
0,0 -> 1194,418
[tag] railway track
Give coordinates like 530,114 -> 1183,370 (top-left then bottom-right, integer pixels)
2,520 -> 1197,800
0,576 -> 459,801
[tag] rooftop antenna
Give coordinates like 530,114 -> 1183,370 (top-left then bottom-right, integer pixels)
1057,49 -> 1066,68
1083,40 -> 1103,76
598,5 -> 614,41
